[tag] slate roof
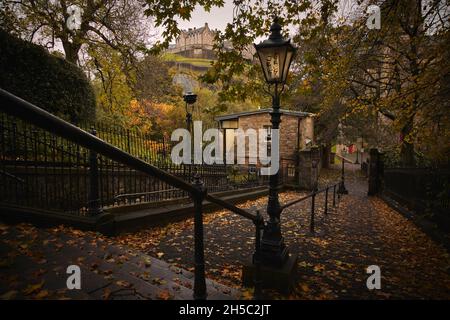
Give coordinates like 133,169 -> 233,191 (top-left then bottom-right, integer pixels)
215,108 -> 314,121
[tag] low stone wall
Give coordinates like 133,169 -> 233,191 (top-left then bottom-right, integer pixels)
296,147 -> 320,191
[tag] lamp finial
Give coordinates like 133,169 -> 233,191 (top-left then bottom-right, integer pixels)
269,17 -> 282,40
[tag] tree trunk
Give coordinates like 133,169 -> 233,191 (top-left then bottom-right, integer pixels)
65,49 -> 79,65
62,40 -> 81,65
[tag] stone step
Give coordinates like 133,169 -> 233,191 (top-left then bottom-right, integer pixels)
0,225 -> 240,300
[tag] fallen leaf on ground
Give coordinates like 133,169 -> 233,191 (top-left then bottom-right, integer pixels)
241,288 -> 254,300
301,284 -> 310,292
116,280 -> 132,288
35,290 -> 49,299
102,288 -> 112,300
23,281 -> 44,295
0,290 -> 18,300
156,290 -> 173,300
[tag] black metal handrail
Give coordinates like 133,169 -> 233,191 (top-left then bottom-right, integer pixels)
0,89 -> 200,195
206,193 -> 259,222
113,188 -> 180,201
0,88 -> 263,300
280,181 -> 342,233
0,168 -> 26,183
280,182 -> 340,211
334,154 -> 352,162
1,113 -> 267,208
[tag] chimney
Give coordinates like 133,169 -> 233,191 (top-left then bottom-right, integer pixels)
205,22 -> 208,28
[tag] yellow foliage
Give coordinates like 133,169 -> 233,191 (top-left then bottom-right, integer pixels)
125,99 -> 184,137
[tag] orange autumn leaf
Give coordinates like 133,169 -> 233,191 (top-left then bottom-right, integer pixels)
156,290 -> 173,300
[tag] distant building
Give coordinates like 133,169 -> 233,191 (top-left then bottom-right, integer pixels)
167,23 -> 217,59
215,109 -> 315,166
167,23 -> 255,60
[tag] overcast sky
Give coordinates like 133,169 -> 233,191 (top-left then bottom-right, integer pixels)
169,0 -> 365,43
170,0 -> 295,44
176,1 -> 236,32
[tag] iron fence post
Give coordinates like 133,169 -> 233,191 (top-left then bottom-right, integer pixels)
126,129 -> 131,153
324,187 -> 329,214
338,157 -> 348,195
192,174 -> 207,300
88,128 -> 102,215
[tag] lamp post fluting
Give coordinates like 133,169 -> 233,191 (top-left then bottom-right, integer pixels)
254,18 -> 296,267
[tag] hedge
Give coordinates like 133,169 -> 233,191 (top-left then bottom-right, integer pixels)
0,30 -> 95,123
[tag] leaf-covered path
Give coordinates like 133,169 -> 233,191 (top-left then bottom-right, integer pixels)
116,166 -> 450,299
1,167 -> 449,299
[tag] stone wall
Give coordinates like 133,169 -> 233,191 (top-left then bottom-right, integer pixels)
300,117 -> 314,148
279,115 -> 301,163
226,113 -> 313,166
175,48 -> 216,60
236,113 -> 270,165
297,148 -> 319,190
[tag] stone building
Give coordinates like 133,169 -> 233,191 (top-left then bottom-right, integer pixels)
215,109 -> 315,167
167,23 -> 255,60
169,23 -> 217,59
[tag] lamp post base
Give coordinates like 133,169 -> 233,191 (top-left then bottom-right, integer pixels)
259,218 -> 289,267
242,253 -> 298,294
260,236 -> 289,267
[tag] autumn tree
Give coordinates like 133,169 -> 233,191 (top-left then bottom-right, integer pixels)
125,99 -> 185,139
134,54 -> 181,104
337,0 -> 450,165
0,0 -> 153,66
88,44 -> 135,126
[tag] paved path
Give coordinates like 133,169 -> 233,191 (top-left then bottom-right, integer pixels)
1,165 -> 449,299
119,166 -> 450,299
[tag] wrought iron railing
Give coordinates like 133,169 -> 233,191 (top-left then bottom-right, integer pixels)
0,111 -> 268,214
77,121 -> 170,164
0,88 -> 264,300
383,167 -> 450,230
279,182 -> 342,233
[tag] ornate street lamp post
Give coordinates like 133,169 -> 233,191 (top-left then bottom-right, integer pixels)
254,17 -> 296,267
183,92 -> 197,179
183,92 -> 197,133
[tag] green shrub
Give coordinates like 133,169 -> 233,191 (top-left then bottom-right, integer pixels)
0,30 -> 95,123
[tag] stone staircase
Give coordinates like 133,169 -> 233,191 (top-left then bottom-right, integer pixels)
0,224 -> 240,300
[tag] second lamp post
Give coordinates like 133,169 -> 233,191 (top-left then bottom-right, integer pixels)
183,92 -> 197,133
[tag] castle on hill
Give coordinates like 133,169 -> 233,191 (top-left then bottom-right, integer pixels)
167,23 -> 217,59
167,23 -> 254,60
